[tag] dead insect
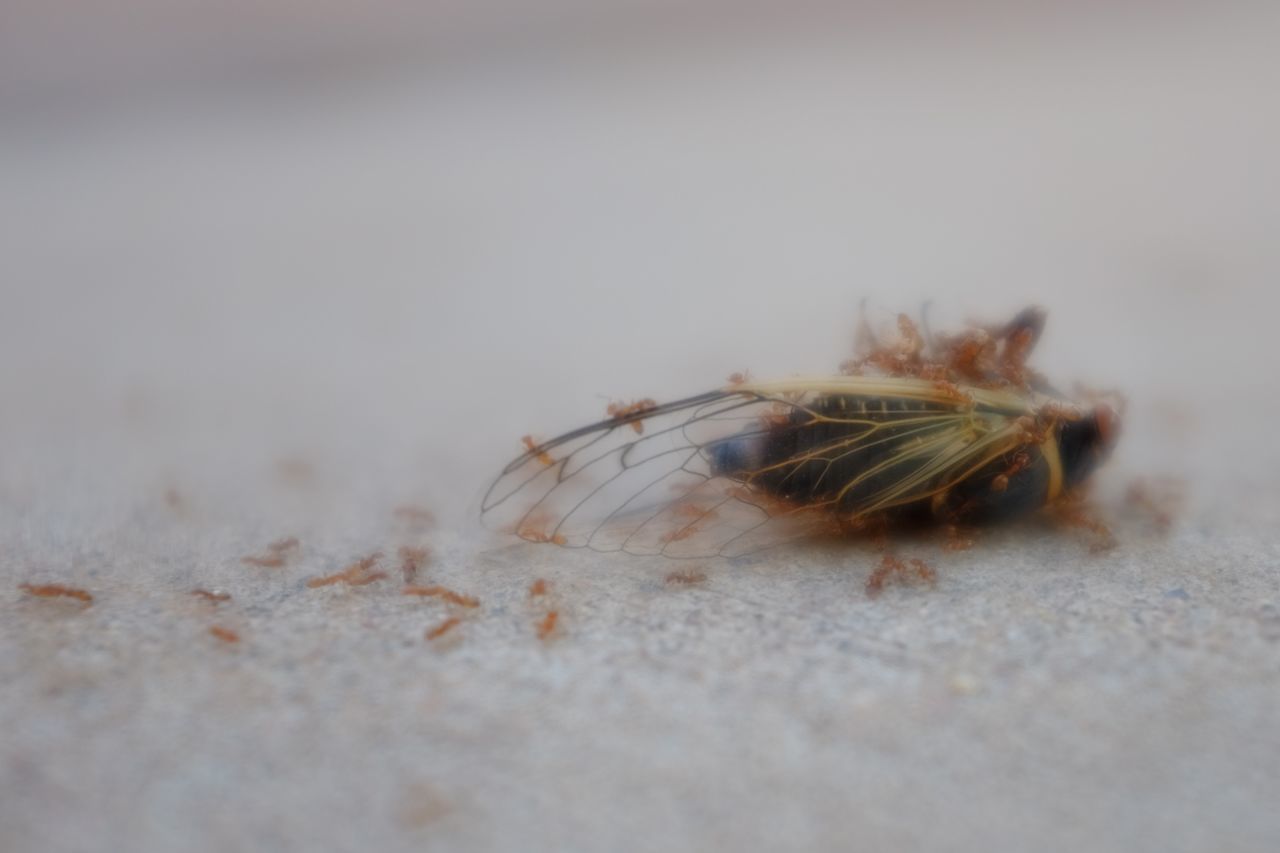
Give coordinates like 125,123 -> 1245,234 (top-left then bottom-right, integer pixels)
482,307 -> 1120,558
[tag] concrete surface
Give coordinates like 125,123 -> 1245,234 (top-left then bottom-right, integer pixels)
3,7 -> 1279,852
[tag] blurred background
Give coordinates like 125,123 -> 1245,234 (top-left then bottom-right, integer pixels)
2,3 -> 1279,850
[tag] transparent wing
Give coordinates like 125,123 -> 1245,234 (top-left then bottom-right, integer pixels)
482,378 -> 1033,558
482,390 -> 797,558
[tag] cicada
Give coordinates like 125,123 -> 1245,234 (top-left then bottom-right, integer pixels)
482,307 -> 1120,558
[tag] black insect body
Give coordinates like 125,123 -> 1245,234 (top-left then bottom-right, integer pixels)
718,395 -> 1012,522
483,309 -> 1119,558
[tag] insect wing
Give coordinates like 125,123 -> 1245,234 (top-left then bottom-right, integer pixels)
483,378 -> 1032,558
482,391 -> 800,557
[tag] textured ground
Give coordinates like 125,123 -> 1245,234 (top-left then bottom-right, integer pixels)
3,6 -> 1279,852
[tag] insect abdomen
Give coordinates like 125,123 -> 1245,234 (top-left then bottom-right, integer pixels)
714,393 -> 1061,523
716,395 -> 954,513
936,450 -> 1054,522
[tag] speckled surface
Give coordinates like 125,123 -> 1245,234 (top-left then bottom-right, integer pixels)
3,8 -> 1279,852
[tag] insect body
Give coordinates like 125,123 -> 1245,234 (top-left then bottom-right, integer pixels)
483,309 -> 1119,558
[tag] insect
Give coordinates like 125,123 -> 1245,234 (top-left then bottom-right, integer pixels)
19,583 -> 94,605
241,536 -> 300,568
306,552 -> 386,588
402,585 -> 481,608
482,307 -> 1120,559
425,616 -> 462,641
397,546 -> 431,583
865,555 -> 937,596
208,625 -> 241,644
535,610 -> 560,641
190,589 -> 232,603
